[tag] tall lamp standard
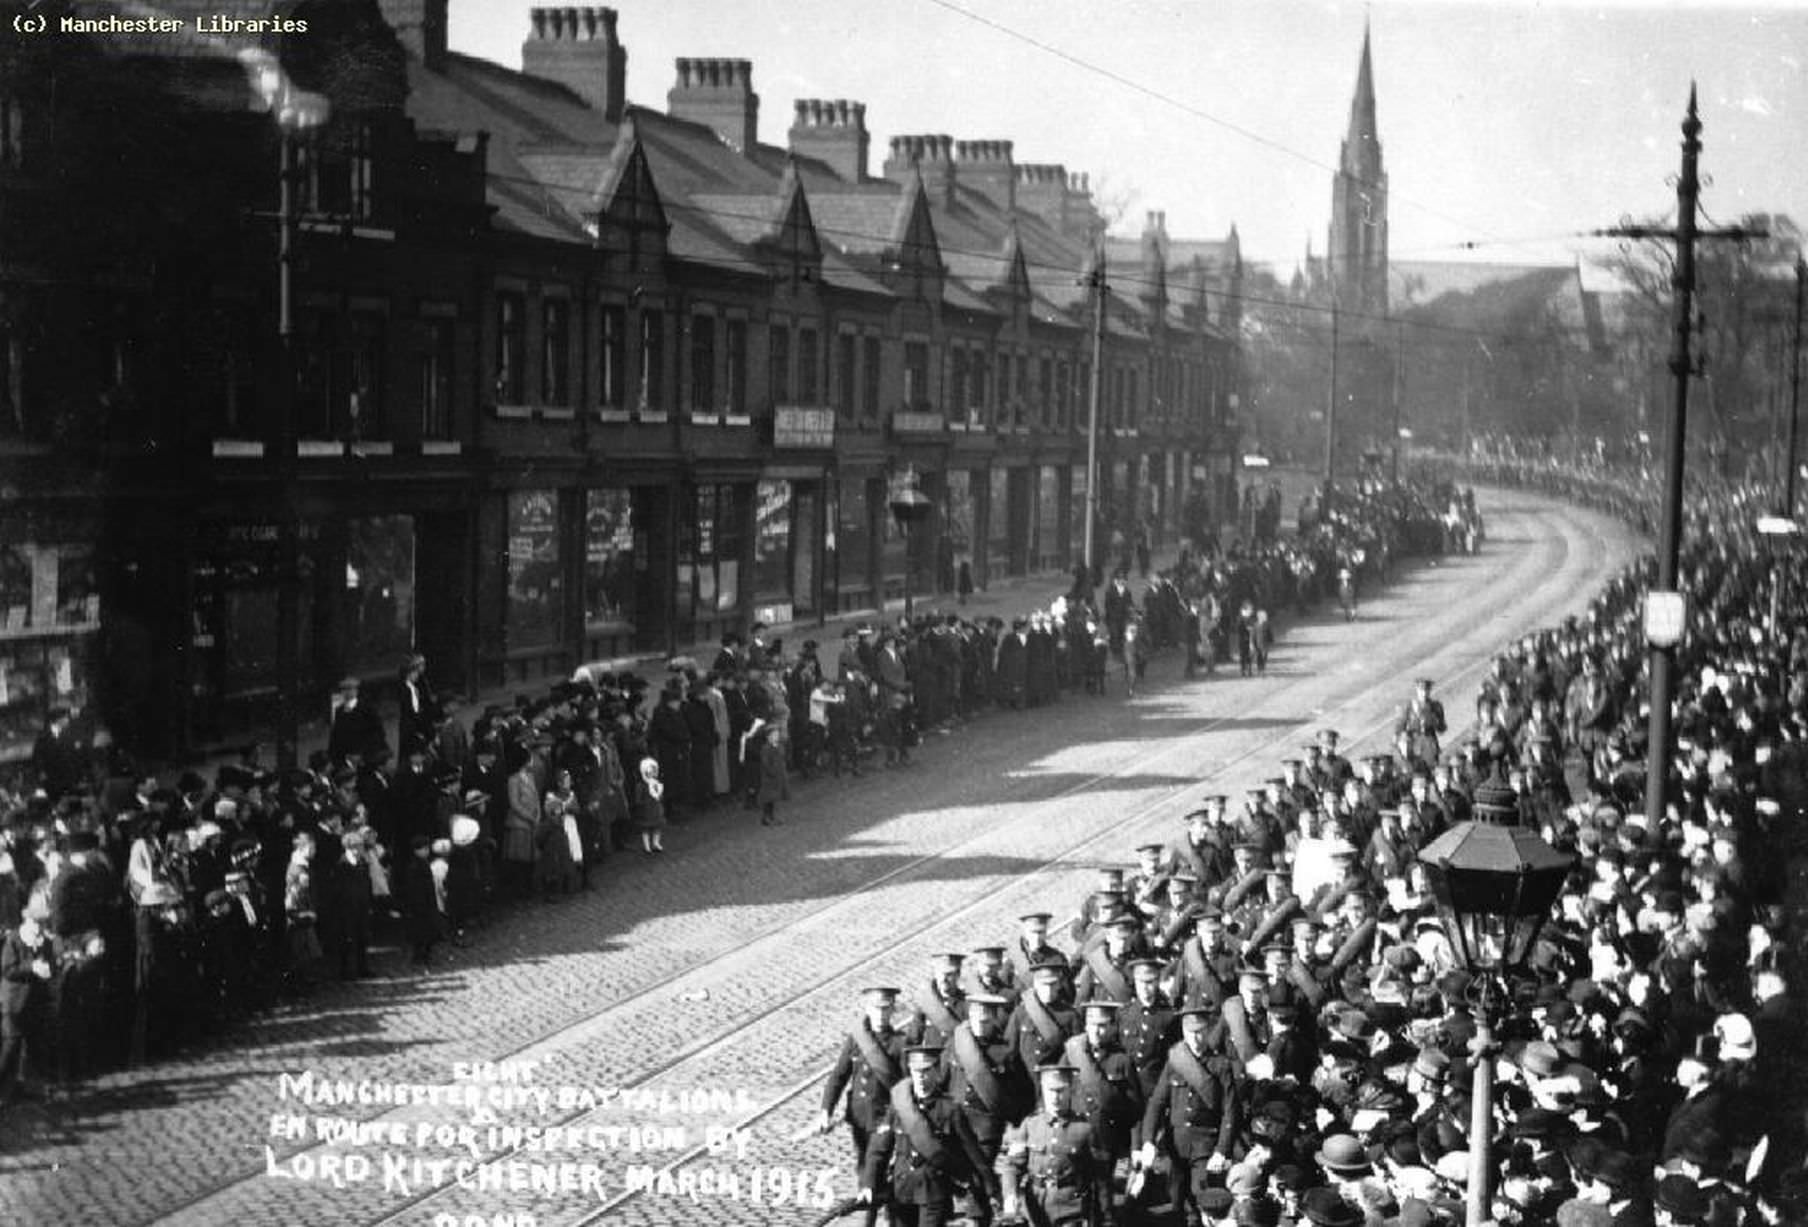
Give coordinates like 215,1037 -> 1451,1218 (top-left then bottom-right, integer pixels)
248,54 -> 331,771
888,464 -> 933,626
1417,784 -> 1574,1227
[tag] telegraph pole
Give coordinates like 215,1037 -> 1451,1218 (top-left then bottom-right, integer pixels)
1788,256 -> 1804,519
1083,244 -> 1107,574
1324,300 -> 1339,515
1602,88 -> 1763,833
1391,319 -> 1403,484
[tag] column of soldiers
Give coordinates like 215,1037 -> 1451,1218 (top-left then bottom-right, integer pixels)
820,530 -> 1807,1227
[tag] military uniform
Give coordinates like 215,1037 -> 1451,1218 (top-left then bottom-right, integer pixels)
821,1009 -> 908,1169
1005,1108 -> 1100,1227
864,1064 -> 998,1227
908,971 -> 968,1049
943,1013 -> 1032,1158
1119,985 -> 1180,1100
1066,1011 -> 1144,1223
1140,1033 -> 1242,1227
1006,987 -> 1081,1073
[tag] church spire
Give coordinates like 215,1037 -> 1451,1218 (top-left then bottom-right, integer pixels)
1344,22 -> 1379,171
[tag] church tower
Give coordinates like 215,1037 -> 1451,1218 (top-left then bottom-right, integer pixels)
1328,26 -> 1388,318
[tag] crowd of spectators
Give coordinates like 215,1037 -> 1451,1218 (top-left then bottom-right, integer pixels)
832,451 -> 1807,1226
0,476 -> 1459,1106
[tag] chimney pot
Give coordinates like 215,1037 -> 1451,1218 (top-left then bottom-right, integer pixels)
520,5 -> 627,118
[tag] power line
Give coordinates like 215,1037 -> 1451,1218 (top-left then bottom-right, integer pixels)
915,0 -> 1538,259
472,165 -> 1604,349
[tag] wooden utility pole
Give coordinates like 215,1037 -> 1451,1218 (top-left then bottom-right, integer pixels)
1602,88 -> 1763,835
1324,300 -> 1339,514
1083,244 -> 1108,573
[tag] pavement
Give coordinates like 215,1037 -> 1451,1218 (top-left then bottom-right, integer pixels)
0,488 -> 1643,1227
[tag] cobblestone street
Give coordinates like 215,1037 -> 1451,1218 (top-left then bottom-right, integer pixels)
0,489 -> 1640,1227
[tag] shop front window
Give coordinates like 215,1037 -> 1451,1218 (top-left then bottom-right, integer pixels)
988,467 -> 1010,570
754,479 -> 793,600
837,477 -> 871,594
584,489 -> 634,627
342,516 -> 414,676
683,485 -> 742,620
507,490 -> 562,649
1038,466 -> 1061,568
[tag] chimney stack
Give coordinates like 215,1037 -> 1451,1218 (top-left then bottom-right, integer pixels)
378,0 -> 448,69
954,139 -> 1015,211
787,99 -> 869,182
521,6 -> 628,121
668,58 -> 760,154
1015,163 -> 1069,232
882,134 -> 956,207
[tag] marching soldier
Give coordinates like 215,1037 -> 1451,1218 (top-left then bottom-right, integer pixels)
1149,872 -> 1200,954
1069,868 -> 1131,946
1007,957 -> 1082,1073
819,985 -> 908,1169
1119,957 -> 1179,1100
1074,915 -> 1142,1005
1316,729 -> 1353,788
969,944 -> 1021,1010
1066,1000 -> 1145,1224
944,993 -> 1032,1171
907,952 -> 968,1048
1004,1064 -> 1099,1227
1170,807 -> 1231,895
1282,755 -> 1318,813
860,1044 -> 999,1227
1171,908 -> 1239,1007
1015,911 -> 1065,981
1126,843 -> 1171,921
1395,677 -> 1448,769
1134,1005 -> 1242,1226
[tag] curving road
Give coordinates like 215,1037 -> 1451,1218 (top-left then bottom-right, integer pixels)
0,488 -> 1641,1227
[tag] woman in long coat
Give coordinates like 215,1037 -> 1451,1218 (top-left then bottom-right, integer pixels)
502,752 -> 539,898
534,771 -> 579,899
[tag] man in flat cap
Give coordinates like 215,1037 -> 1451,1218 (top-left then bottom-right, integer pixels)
821,986 -> 909,1170
860,1043 -> 998,1226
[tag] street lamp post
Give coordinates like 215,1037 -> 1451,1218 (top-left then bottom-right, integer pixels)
1417,784 -> 1574,1227
888,465 -> 933,626
251,57 -> 332,771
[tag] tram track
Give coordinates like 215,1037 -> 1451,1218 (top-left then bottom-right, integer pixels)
108,493 -> 1633,1227
346,500 -> 1624,1227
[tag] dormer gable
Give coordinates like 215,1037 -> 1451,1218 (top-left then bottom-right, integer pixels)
754,157 -> 823,280
882,169 -> 944,297
588,112 -> 668,251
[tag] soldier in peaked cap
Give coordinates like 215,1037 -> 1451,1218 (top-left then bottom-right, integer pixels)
1151,870 -> 1202,953
969,944 -> 1021,1010
1173,806 -> 1233,892
1075,914 -> 1143,1005
1121,956 -> 1180,1099
1128,841 -> 1173,920
859,1043 -> 999,1226
1007,956 -> 1082,1075
1136,1004 -> 1242,1225
820,986 -> 910,1168
907,952 -> 968,1048
1070,867 -> 1131,945
943,992 -> 1032,1166
1316,729 -> 1353,788
1003,1063 -> 1100,1227
1173,907 -> 1239,1007
1066,999 -> 1145,1219
1017,911 -> 1064,976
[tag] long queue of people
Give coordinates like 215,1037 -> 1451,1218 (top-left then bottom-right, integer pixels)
814,468 -> 1806,1226
0,476 -> 1469,1118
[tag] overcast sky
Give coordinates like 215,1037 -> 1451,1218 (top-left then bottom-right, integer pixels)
448,0 -> 1807,276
